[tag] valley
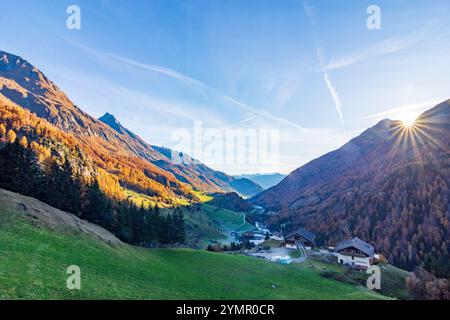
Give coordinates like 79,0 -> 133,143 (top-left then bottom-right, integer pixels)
0,49 -> 448,300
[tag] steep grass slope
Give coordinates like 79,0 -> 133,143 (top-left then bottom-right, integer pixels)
0,190 -> 385,300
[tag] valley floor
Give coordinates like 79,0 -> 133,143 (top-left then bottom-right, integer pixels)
0,193 -> 387,300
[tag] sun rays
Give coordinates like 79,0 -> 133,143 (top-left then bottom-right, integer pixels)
384,111 -> 449,180
400,114 -> 418,128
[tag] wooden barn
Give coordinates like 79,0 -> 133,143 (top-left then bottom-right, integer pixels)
283,228 -> 316,250
335,237 -> 375,269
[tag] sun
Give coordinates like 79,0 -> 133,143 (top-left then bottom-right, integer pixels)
396,112 -> 418,128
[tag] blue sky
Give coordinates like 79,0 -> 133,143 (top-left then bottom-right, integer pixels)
1,0 -> 450,174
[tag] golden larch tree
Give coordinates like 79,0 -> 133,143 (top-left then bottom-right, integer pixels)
0,123 -> 6,137
19,136 -> 28,148
6,129 -> 16,143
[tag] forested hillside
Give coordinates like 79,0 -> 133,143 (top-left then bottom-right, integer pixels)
0,94 -> 185,247
254,101 -> 450,277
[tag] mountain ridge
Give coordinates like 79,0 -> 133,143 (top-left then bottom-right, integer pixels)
234,173 -> 287,189
252,101 -> 450,274
97,110 -> 264,196
0,50 -> 246,198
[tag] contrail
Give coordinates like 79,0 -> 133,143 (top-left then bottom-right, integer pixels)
67,39 -> 311,133
303,0 -> 345,127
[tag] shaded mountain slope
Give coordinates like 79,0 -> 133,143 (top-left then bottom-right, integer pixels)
253,101 -> 450,274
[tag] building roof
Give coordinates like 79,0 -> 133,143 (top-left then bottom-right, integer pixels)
335,237 -> 374,257
284,228 -> 316,242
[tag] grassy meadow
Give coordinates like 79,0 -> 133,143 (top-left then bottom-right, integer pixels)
0,205 -> 387,300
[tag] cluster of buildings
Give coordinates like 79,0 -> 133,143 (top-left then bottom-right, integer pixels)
282,227 -> 377,269
236,221 -> 378,269
241,225 -> 377,269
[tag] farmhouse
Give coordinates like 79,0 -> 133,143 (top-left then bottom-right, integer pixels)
335,237 -> 374,269
283,228 -> 315,250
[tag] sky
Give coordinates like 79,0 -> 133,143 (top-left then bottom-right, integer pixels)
1,0 -> 450,175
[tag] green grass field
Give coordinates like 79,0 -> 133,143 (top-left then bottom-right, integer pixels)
0,207 -> 387,300
180,206 -> 228,248
201,205 -> 256,234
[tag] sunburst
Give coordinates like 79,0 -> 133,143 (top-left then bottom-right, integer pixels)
386,111 -> 448,179
396,111 -> 418,128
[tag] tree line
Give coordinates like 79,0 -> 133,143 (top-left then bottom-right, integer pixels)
206,241 -> 255,252
0,138 -> 185,247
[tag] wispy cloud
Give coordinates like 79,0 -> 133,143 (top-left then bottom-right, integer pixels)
106,52 -> 207,89
222,96 -> 309,131
362,97 -> 447,120
325,33 -> 423,71
303,1 -> 345,127
67,39 -> 310,132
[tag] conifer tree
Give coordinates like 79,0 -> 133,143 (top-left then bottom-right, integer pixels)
0,140 -> 41,196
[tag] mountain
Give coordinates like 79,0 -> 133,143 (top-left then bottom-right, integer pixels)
0,51 -> 194,202
97,111 -> 236,193
98,112 -> 140,138
97,111 -> 265,197
0,50 -> 243,200
229,178 -> 264,197
234,173 -> 287,189
253,101 -> 450,275
97,111 -> 266,197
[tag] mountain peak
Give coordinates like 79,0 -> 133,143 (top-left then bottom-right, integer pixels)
98,112 -> 125,134
377,118 -> 395,126
98,112 -> 142,141
0,50 -> 31,72
99,112 -> 118,122
0,50 -> 57,99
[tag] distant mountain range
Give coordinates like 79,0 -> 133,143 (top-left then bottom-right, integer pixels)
229,178 -> 264,197
0,50 -> 256,201
253,101 -> 450,274
234,173 -> 287,189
